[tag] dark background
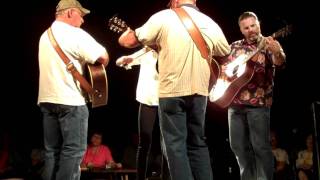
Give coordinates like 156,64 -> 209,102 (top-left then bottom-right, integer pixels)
3,0 -> 318,178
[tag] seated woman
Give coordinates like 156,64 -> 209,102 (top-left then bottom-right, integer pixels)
81,131 -> 122,169
270,130 -> 291,180
296,134 -> 314,180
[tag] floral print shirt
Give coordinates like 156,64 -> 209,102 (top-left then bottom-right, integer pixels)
227,39 -> 283,107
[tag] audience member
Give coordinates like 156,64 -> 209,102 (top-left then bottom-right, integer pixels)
0,130 -> 27,179
296,134 -> 314,180
271,130 -> 291,180
81,132 -> 122,169
25,148 -> 45,180
0,131 -> 10,178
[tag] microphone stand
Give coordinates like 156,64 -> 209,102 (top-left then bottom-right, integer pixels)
311,101 -> 320,180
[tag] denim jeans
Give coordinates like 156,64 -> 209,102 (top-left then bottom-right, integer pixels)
228,105 -> 274,180
40,103 -> 88,180
159,95 -> 213,180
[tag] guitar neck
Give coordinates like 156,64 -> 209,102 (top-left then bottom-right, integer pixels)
122,46 -> 154,70
129,46 -> 153,59
248,24 -> 292,61
271,24 -> 292,39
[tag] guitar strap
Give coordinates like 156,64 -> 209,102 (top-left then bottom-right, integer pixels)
172,7 -> 217,90
47,27 -> 96,96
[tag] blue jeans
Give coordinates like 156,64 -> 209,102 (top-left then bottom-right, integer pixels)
228,105 -> 274,180
40,103 -> 89,180
159,95 -> 213,180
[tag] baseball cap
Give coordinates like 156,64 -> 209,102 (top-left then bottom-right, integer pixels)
56,0 -> 90,15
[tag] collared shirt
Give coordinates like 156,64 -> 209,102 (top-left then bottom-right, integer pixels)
38,21 -> 107,106
228,39 -> 284,107
135,6 -> 230,98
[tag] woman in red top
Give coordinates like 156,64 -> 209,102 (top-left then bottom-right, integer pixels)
81,132 -> 121,169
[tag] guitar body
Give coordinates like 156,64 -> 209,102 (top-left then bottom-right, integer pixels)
209,60 -> 255,108
209,58 -> 220,91
85,64 -> 108,108
209,25 -> 291,108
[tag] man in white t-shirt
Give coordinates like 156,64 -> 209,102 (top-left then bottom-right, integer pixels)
37,0 -> 109,179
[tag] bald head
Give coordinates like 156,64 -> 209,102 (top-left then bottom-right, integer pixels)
168,0 -> 196,8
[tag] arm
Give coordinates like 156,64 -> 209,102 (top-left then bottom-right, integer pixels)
296,151 -> 305,169
96,52 -> 109,67
116,56 -> 135,69
80,148 -> 89,168
276,161 -> 287,172
103,146 -> 122,169
275,149 -> 289,172
118,28 -> 141,48
115,46 -> 154,69
265,36 -> 286,66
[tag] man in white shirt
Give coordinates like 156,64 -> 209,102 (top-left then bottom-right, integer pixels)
38,0 -> 109,179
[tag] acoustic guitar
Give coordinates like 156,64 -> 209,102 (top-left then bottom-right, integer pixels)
209,25 -> 292,108
85,63 -> 108,108
47,27 -> 108,108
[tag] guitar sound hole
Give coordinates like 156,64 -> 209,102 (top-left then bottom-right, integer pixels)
233,65 -> 239,75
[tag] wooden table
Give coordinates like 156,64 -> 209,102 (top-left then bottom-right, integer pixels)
81,168 -> 137,180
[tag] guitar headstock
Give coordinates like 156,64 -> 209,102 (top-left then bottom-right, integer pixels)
108,15 -> 128,34
272,24 -> 292,39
